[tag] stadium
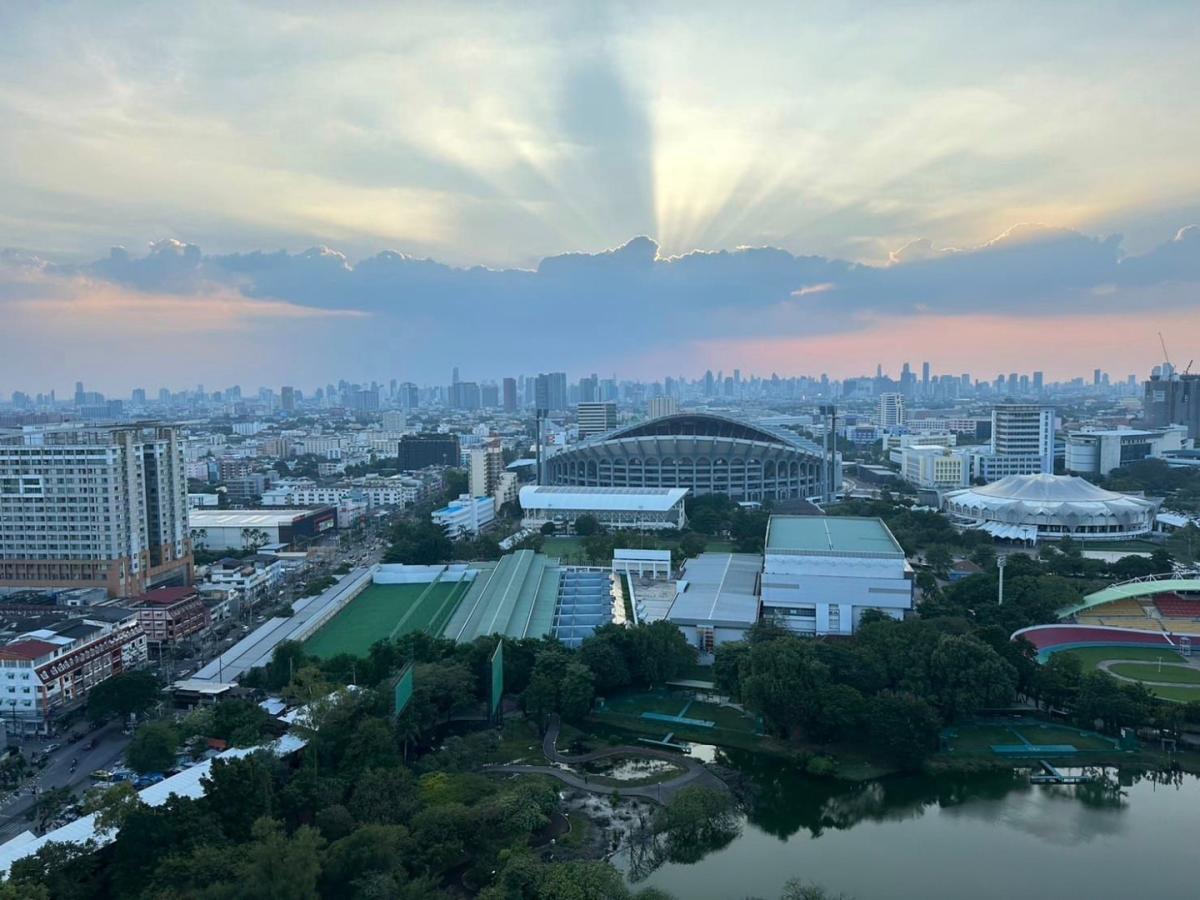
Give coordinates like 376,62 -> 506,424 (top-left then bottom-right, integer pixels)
302,552 -> 615,658
543,412 -> 828,502
1014,572 -> 1200,700
943,473 -> 1160,543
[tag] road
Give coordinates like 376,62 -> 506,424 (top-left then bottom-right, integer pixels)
0,721 -> 131,842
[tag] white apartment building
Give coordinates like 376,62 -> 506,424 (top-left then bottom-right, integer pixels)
0,425 -> 192,597
0,612 -> 147,733
761,516 -> 913,635
202,555 -> 284,604
261,476 -> 420,509
897,445 -> 972,489
878,393 -> 906,430
432,494 -> 495,538
469,445 -> 505,499
971,404 -> 1055,481
293,436 -> 344,459
648,396 -> 679,419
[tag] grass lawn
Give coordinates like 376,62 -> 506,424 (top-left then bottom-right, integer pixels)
303,581 -> 462,658
1109,662 -> 1200,685
1014,723 -> 1115,751
942,725 -> 1017,753
1057,646 -> 1184,670
603,692 -> 691,718
1145,684 -> 1200,702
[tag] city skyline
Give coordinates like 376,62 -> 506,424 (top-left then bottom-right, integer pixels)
2,3 -> 1199,390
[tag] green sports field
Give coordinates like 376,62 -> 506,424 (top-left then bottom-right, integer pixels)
304,580 -> 468,659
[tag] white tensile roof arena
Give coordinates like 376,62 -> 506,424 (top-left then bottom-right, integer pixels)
942,474 -> 1159,540
518,485 -> 688,512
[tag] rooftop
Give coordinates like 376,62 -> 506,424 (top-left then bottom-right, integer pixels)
187,509 -> 326,527
0,639 -> 60,661
519,485 -> 688,512
668,553 -> 762,627
765,515 -> 904,557
132,586 -> 198,606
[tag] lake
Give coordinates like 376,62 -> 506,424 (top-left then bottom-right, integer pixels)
620,747 -> 1200,900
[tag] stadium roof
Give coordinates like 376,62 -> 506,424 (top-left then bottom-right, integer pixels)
668,553 -> 762,628
519,485 -> 688,512
441,550 -> 562,642
1058,576 -> 1200,617
954,473 -> 1143,503
765,516 -> 904,557
595,411 -> 821,452
187,509 -> 328,528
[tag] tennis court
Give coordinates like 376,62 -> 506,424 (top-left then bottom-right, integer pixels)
304,580 -> 467,658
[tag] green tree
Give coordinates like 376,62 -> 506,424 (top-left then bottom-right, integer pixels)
574,513 -> 602,536
928,633 -> 1017,721
86,671 -> 162,723
201,753 -> 278,841
679,531 -> 708,558
924,544 -> 953,578
1034,652 -> 1082,710
579,636 -> 631,694
241,817 -> 325,900
127,721 -> 179,774
867,691 -> 942,770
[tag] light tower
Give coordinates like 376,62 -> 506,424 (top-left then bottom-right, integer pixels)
996,555 -> 1007,606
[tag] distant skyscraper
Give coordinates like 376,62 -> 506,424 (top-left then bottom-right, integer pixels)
280,385 -> 295,412
648,396 -> 679,418
1093,368 -> 1102,386
921,361 -> 930,395
1032,371 -> 1044,393
878,393 -> 906,429
535,372 -> 567,413
502,377 -> 517,412
452,366 -> 460,385
577,402 -> 618,438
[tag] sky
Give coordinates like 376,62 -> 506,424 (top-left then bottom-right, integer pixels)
1,1 -> 1198,393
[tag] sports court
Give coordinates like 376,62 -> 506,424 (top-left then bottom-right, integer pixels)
304,579 -> 468,658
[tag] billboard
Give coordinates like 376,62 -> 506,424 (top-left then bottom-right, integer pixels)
489,640 -> 504,722
393,662 -> 414,716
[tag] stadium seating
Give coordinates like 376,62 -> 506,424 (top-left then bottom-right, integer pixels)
1089,598 -> 1149,618
1154,593 -> 1200,619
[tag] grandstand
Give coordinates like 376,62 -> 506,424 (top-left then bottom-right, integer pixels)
441,550 -> 563,643
1013,623 -> 1179,661
1053,573 -> 1200,641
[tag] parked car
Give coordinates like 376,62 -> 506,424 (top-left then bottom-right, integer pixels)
43,743 -> 61,753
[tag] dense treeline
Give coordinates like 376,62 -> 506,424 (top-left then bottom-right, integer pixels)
7,621 -> 700,900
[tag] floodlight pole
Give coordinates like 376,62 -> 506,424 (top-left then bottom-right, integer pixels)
997,555 -> 1007,606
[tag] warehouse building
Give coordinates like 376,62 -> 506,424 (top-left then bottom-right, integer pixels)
761,516 -> 913,635
187,508 -> 336,551
519,485 -> 688,532
667,553 -> 762,654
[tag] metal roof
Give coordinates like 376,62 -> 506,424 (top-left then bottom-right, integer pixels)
667,553 -> 761,628
1059,576 -> 1200,617
765,516 -> 904,557
519,485 -> 688,512
187,509 -> 324,527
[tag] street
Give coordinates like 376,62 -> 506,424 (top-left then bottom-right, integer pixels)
0,721 -> 131,842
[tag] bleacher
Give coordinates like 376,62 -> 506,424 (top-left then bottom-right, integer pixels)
1154,593 -> 1200,619
1086,598 -> 1149,618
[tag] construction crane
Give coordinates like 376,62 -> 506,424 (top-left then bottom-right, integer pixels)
1186,359 -> 1195,376
1159,332 -> 1172,367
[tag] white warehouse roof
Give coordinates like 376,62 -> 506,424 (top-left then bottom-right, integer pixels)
519,485 -> 688,512
187,509 -> 320,528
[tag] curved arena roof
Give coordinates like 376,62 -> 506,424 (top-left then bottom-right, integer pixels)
943,474 -> 1159,540
545,412 -> 826,501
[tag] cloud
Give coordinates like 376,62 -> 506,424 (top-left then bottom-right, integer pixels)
1,222 -> 1197,393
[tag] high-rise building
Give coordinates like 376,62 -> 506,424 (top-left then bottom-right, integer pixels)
878,393 -> 906,429
381,410 -> 408,432
1144,372 -> 1200,440
0,425 -> 192,597
974,404 -> 1055,480
535,372 -> 568,413
469,443 -> 505,499
577,402 -> 618,439
1032,371 -> 1044,394
449,381 -> 481,410
502,377 -> 517,412
648,396 -> 679,418
398,382 -> 420,410
398,433 -> 460,470
280,385 -> 296,412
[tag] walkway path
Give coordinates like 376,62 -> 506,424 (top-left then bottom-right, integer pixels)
1097,659 -> 1200,689
485,715 -> 728,804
